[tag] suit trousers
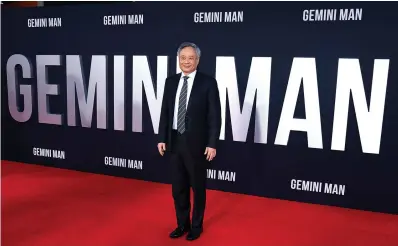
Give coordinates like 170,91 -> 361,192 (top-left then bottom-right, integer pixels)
170,130 -> 207,230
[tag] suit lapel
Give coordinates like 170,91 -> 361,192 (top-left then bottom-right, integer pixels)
187,72 -> 201,113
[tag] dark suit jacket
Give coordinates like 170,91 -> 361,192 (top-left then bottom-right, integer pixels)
158,71 -> 221,157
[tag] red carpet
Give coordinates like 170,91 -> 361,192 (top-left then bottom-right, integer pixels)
2,161 -> 398,246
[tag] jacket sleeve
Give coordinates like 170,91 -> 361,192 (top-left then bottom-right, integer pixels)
158,79 -> 169,143
206,78 -> 222,149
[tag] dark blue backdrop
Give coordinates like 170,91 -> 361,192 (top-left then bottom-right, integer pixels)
2,2 -> 397,214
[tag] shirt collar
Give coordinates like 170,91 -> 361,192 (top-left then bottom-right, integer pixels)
181,70 -> 197,80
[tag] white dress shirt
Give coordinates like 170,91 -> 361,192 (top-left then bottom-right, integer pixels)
173,70 -> 197,130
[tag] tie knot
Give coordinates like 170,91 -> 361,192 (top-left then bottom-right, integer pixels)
183,76 -> 189,81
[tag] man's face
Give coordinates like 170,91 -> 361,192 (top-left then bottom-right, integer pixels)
178,47 -> 199,75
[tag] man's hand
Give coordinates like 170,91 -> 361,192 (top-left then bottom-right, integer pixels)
158,143 -> 166,156
204,147 -> 216,161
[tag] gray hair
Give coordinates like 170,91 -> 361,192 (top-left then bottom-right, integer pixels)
177,42 -> 201,58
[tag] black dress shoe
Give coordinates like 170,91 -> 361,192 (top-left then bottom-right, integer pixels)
186,228 -> 202,241
169,226 -> 190,238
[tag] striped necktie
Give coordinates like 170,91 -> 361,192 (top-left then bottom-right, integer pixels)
177,76 -> 189,134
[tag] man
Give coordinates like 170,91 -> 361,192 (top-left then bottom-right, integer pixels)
157,42 -> 221,241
